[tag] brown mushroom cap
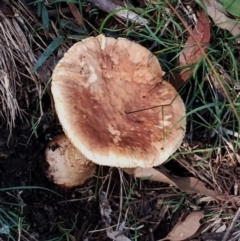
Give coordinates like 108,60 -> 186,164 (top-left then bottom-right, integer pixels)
51,35 -> 186,168
45,134 -> 96,188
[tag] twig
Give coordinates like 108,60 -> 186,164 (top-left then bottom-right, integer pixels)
88,0 -> 148,25
149,228 -> 154,241
222,207 -> 240,241
117,168 -> 123,230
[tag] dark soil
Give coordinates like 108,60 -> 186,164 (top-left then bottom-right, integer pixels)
0,118 -> 102,241
0,65 -> 102,239
0,114 -> 189,241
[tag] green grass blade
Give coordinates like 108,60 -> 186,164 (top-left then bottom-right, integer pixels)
0,186 -> 64,198
41,4 -> 49,31
31,35 -> 63,73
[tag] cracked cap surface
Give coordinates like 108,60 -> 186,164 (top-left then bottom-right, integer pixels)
51,35 -> 186,168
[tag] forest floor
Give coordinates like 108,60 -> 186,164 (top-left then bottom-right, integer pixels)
1,0 -> 240,240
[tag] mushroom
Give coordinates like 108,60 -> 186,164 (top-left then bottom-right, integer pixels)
51,34 -> 186,170
45,134 -> 96,188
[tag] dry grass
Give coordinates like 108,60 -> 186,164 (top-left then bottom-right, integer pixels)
0,2 -> 40,133
0,0 -> 68,137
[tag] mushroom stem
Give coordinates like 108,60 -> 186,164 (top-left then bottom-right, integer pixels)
45,134 -> 96,188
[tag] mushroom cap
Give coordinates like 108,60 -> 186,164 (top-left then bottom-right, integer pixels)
51,35 -> 186,168
45,134 -> 96,188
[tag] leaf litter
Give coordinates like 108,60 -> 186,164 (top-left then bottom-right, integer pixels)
68,3 -> 84,27
123,166 -> 217,198
169,11 -> 210,90
179,11 -> 210,73
158,211 -> 204,241
196,0 -> 240,41
99,191 -> 131,241
0,2 -> 39,133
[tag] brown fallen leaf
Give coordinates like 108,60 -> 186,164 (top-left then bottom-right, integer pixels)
179,11 -> 210,67
169,11 -> 210,90
158,211 -> 204,241
195,0 -> 240,41
67,3 -> 84,26
123,166 -> 217,198
124,167 -> 176,186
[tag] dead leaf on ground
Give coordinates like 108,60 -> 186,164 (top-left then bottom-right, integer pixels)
123,166 -> 217,198
99,192 -> 112,226
179,11 -> 210,67
169,11 -> 210,90
107,230 -> 131,241
196,0 -> 240,41
158,211 -> 204,241
99,192 -> 131,240
67,3 -> 84,26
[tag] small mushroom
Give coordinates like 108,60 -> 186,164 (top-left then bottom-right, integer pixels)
51,35 -> 186,169
45,134 -> 96,188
